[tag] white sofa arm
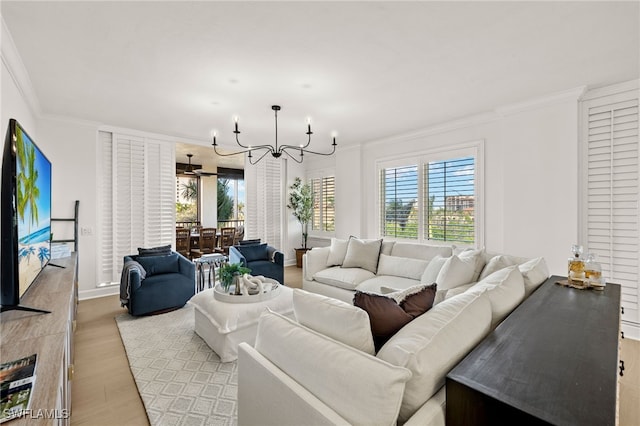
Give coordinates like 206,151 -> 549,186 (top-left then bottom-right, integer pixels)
302,246 -> 330,281
238,343 -> 349,426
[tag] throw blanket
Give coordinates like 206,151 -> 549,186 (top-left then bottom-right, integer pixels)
120,260 -> 146,307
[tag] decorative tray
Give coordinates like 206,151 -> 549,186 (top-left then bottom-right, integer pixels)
213,278 -> 281,303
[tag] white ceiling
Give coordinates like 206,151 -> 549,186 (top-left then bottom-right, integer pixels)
2,1 -> 639,169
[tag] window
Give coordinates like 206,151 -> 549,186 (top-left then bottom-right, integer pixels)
311,175 -> 335,232
378,143 -> 482,245
380,165 -> 418,238
425,157 -> 475,243
217,167 -> 245,227
176,175 -> 199,225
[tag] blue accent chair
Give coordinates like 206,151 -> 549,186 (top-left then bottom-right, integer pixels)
123,251 -> 195,316
229,242 -> 284,285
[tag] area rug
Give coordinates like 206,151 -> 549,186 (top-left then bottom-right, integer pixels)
115,305 -> 237,426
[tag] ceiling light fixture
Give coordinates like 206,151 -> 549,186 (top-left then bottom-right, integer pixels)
211,105 -> 337,164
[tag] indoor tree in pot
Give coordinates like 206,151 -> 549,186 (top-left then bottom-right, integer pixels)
287,177 -> 314,267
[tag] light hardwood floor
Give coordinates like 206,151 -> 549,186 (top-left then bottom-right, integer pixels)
71,267 -> 639,425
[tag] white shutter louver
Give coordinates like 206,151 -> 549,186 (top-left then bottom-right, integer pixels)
245,157 -> 282,249
584,88 -> 639,327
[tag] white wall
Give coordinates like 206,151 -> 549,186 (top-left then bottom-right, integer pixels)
327,91 -> 583,276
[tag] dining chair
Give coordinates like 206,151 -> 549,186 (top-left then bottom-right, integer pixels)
190,227 -> 217,259
216,227 -> 236,255
175,228 -> 191,259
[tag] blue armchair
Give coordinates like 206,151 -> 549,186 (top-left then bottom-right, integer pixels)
229,243 -> 284,285
122,251 -> 195,316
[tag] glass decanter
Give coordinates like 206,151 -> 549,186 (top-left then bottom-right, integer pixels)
568,244 -> 585,284
585,252 -> 605,290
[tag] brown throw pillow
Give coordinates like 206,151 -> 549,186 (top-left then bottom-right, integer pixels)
353,283 -> 437,351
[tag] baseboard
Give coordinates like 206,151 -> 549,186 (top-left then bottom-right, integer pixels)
79,285 -> 119,301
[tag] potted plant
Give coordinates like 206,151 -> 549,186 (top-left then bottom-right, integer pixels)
219,262 -> 251,294
287,177 -> 314,267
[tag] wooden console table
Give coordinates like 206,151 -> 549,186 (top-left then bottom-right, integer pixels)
0,254 -> 77,425
446,275 -> 621,426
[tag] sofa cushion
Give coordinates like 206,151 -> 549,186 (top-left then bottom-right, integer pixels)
313,266 -> 375,290
457,248 -> 486,282
342,238 -> 383,273
255,310 -> 412,426
137,244 -> 172,257
326,237 -> 349,266
420,255 -> 448,284
136,253 -> 179,276
519,257 -> 549,297
381,241 -> 396,255
293,289 -> 375,354
468,265 -> 525,328
377,254 -> 429,280
478,254 -> 517,280
390,243 -> 452,261
435,255 -> 475,291
377,291 -> 492,423
353,284 -> 437,351
356,276 -> 420,294
239,243 -> 269,262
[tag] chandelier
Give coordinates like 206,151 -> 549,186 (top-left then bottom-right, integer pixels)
211,105 -> 337,164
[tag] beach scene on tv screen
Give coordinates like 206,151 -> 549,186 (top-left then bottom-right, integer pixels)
16,126 -> 51,295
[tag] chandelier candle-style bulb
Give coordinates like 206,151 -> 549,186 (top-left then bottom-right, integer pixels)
211,104 -> 337,164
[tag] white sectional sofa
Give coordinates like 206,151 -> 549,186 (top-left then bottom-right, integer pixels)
238,238 -> 550,425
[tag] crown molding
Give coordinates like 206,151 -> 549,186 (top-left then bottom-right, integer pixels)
1,17 -> 42,116
581,79 -> 639,102
495,86 -> 587,117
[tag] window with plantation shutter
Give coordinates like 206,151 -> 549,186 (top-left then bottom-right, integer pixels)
378,142 -> 482,245
311,175 -> 335,232
380,165 -> 419,239
425,157 -> 475,244
582,82 -> 640,330
98,131 -> 176,285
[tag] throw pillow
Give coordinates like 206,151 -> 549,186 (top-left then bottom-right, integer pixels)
420,255 -> 448,284
137,244 -> 172,257
293,289 -> 375,354
326,237 -> 349,266
342,237 -> 383,274
136,252 -> 179,276
435,255 -> 475,290
353,283 -> 437,351
458,248 -> 486,282
478,254 -> 516,280
239,243 -> 269,262
519,257 -> 549,297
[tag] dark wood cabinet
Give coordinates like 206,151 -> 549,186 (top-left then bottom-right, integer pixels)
446,275 -> 621,426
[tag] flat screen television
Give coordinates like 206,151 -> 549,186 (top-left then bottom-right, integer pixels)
1,119 -> 52,314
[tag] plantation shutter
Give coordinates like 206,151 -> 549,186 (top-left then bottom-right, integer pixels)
245,157 -> 282,248
380,165 -> 419,239
310,175 -> 335,232
583,83 -> 640,328
98,131 -> 176,285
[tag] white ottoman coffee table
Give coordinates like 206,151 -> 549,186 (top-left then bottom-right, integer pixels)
188,285 -> 294,362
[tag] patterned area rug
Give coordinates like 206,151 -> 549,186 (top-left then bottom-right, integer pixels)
115,305 -> 237,426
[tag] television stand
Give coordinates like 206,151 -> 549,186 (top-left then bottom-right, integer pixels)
0,304 -> 50,314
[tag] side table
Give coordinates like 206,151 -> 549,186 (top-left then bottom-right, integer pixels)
194,253 -> 227,292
